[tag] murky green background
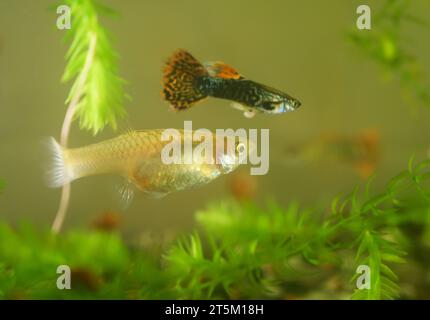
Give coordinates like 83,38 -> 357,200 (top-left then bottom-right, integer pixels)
1,0 -> 429,237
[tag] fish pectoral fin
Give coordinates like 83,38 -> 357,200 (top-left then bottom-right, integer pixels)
116,179 -> 136,210
230,102 -> 256,118
230,102 -> 247,112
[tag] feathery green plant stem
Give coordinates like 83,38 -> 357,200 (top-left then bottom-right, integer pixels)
52,0 -> 126,233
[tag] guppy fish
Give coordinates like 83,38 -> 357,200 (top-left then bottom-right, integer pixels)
162,49 -> 301,118
47,130 -> 248,199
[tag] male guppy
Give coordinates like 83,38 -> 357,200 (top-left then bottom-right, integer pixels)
47,130 -> 248,197
162,49 -> 301,118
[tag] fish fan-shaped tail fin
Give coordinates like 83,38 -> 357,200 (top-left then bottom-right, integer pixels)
45,137 -> 75,188
162,49 -> 208,110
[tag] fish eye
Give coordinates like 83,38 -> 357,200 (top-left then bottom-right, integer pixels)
236,143 -> 246,154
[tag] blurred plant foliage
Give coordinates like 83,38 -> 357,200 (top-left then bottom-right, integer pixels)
62,0 -> 127,134
0,179 -> 4,193
349,0 -> 430,107
1,159 -> 430,299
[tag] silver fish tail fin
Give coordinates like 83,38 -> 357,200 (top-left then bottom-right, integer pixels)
45,137 -> 75,188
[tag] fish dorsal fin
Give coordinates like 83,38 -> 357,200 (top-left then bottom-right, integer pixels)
204,61 -> 243,79
118,120 -> 136,136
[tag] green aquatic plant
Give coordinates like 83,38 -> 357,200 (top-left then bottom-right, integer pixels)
163,158 -> 430,299
0,225 -> 140,299
1,159 -> 430,299
52,0 -> 127,234
61,0 -> 127,136
349,0 -> 430,108
351,230 -> 405,299
164,202 -> 333,299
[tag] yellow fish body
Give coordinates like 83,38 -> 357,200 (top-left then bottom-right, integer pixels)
47,130 -> 247,196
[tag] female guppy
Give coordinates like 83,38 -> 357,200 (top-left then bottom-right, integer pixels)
162,49 -> 301,118
47,130 -> 248,198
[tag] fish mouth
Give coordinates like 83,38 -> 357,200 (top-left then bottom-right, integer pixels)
217,153 -> 239,174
